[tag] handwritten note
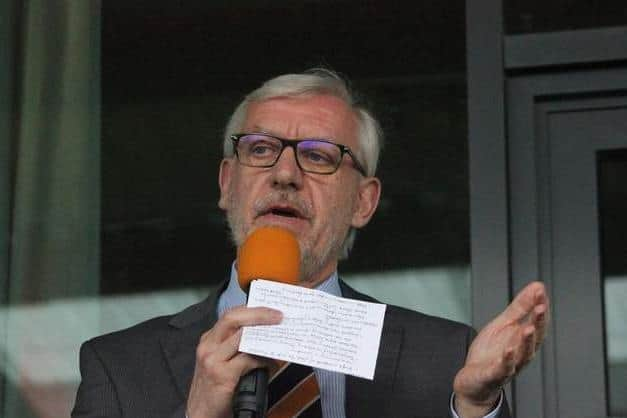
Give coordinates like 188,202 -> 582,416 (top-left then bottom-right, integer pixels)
239,280 -> 386,380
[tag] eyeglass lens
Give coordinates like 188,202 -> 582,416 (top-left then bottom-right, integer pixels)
237,134 -> 343,173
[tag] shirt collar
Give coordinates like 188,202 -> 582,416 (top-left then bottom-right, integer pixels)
217,262 -> 341,317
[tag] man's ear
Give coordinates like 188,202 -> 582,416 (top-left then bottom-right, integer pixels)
351,176 -> 381,228
218,158 -> 234,210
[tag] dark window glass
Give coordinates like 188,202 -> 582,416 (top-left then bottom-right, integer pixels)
599,150 -> 627,417
102,1 -> 471,312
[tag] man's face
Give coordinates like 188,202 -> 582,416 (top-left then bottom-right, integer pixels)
218,94 -> 381,287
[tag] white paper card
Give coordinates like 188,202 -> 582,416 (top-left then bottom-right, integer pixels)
239,279 -> 386,380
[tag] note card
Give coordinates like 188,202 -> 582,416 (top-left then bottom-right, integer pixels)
239,279 -> 386,380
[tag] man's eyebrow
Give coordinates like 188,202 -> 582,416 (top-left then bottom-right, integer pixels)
250,125 -> 270,133
247,126 -> 337,142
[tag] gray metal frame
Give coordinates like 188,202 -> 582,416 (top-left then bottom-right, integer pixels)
505,26 -> 627,70
467,1 -> 627,416
508,70 -> 627,418
466,0 -> 511,330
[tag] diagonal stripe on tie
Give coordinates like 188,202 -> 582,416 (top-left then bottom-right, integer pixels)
267,362 -> 322,418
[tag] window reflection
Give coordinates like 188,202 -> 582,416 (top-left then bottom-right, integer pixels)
599,150 -> 627,416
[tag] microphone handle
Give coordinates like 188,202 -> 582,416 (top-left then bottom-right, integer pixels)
233,367 -> 269,418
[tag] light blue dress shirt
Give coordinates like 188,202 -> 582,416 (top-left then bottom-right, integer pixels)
217,264 -> 502,418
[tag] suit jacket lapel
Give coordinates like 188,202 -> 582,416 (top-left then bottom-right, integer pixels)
160,284 -> 223,399
340,280 -> 404,417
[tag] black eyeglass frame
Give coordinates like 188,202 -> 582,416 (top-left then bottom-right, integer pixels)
229,133 -> 368,176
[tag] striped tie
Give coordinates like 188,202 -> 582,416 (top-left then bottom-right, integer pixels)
267,362 -> 322,418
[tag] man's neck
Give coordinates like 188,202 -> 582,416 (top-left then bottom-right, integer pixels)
299,260 -> 338,288
217,263 -> 342,318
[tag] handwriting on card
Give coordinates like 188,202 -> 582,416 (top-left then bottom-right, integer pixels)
239,280 -> 386,380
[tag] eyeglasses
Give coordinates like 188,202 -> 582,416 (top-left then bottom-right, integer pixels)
230,133 -> 367,176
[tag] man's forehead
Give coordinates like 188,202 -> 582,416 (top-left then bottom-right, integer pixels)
243,94 -> 359,144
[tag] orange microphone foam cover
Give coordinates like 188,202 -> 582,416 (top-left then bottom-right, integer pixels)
237,226 -> 300,292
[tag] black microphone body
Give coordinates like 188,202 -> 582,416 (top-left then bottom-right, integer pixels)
233,278 -> 269,418
233,366 -> 269,418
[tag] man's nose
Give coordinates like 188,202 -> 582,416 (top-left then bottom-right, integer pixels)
271,146 -> 303,189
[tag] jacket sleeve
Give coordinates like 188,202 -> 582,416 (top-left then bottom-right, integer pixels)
72,341 -> 189,418
72,341 -> 122,418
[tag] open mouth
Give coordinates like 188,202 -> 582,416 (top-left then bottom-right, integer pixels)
269,207 -> 300,218
259,204 -> 306,220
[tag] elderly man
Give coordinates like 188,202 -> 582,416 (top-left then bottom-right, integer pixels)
73,69 -> 549,418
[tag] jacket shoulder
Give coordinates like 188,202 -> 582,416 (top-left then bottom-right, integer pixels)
83,313 -> 173,351
81,291 -> 214,356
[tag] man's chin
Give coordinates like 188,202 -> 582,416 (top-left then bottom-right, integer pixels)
254,214 -> 309,235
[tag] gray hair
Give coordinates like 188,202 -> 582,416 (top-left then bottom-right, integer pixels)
222,68 -> 383,258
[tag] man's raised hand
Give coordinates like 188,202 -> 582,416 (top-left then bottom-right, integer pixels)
453,281 -> 550,418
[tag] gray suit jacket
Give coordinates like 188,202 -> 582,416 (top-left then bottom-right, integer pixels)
72,280 -> 510,418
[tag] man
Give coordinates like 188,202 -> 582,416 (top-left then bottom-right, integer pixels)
73,69 -> 549,418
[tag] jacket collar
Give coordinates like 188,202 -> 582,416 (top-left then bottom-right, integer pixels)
160,281 -> 224,398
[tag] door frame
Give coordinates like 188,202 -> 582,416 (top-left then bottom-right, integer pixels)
466,1 -> 627,416
508,72 -> 627,418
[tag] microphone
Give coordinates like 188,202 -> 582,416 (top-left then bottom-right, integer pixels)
233,227 -> 300,418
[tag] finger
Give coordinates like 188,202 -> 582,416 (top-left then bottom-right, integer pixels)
499,282 -> 546,325
521,296 -> 549,347
534,293 -> 550,327
208,328 -> 283,366
230,353 -> 277,378
530,304 -> 549,351
514,325 -> 537,371
209,329 -> 246,363
207,306 -> 283,343
502,347 -> 517,379
193,333 -> 275,386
